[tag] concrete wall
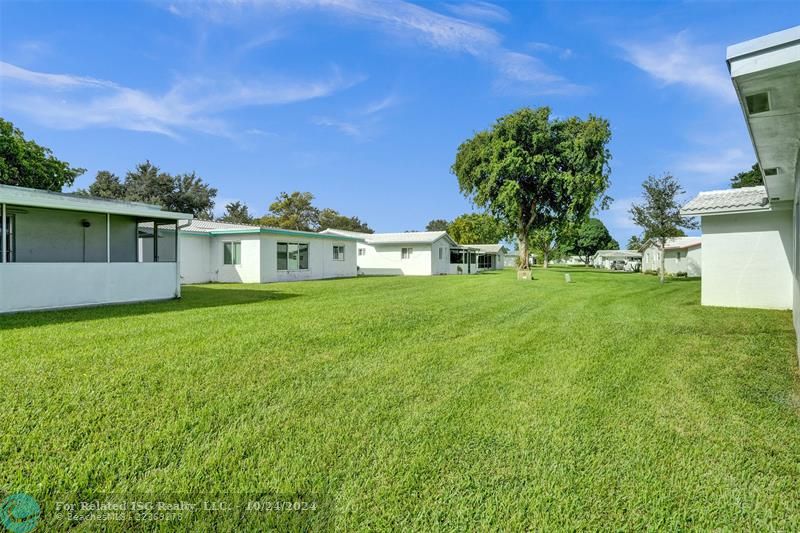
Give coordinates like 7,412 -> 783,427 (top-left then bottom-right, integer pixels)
701,209 -> 793,309
356,242 -> 433,276
261,235 -> 357,282
178,232 -> 357,284
642,245 -> 702,276
431,237 -> 451,275
0,262 -> 179,313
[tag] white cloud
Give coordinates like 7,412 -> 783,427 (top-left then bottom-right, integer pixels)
674,146 -> 754,186
528,41 -> 574,60
443,1 -> 511,24
361,93 -> 399,115
0,61 -> 363,138
619,31 -> 735,102
312,116 -> 363,138
177,0 -> 580,95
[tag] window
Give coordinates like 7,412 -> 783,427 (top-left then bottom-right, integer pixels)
223,242 -> 241,265
450,249 -> 466,264
676,251 -> 682,260
439,247 -> 443,260
333,245 -> 345,261
277,242 -> 309,271
478,254 -> 492,269
358,248 -> 366,256
746,92 -> 770,115
3,215 -> 14,263
401,247 -> 413,260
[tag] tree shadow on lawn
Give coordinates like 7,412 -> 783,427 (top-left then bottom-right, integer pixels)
0,286 -> 300,330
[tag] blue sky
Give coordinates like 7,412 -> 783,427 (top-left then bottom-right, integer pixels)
1,1 -> 798,244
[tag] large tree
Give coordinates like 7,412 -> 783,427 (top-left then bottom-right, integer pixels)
731,163 -> 763,189
218,201 -> 255,224
318,208 -> 373,233
447,213 -> 505,244
563,218 -> 618,265
425,219 -> 450,232
79,161 -> 217,218
629,174 -> 698,283
452,107 -> 612,272
0,117 -> 85,191
259,191 -> 320,231
627,235 -> 644,250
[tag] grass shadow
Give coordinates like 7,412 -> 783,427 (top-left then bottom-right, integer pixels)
0,286 -> 300,330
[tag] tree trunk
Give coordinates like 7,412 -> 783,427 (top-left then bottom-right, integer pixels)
519,228 -> 529,271
659,241 -> 666,284
543,251 -> 549,269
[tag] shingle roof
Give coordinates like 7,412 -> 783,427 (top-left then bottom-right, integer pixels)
467,244 -> 507,254
642,236 -> 701,251
681,186 -> 769,216
321,228 -> 455,245
593,250 -> 642,259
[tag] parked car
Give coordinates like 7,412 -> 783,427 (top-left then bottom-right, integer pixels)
610,260 -> 626,271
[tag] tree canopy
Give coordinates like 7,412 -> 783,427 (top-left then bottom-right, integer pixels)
627,235 -> 643,250
562,218 -> 618,264
0,117 -> 85,191
318,208 -> 373,233
425,219 -> 450,232
731,163 -> 763,189
78,161 -> 217,218
629,174 -> 697,282
452,106 -> 612,270
256,192 -> 372,233
447,213 -> 505,244
218,201 -> 255,224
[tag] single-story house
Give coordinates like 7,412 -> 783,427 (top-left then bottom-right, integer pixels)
681,26 -> 800,322
0,183 -> 192,313
175,220 -> 358,284
591,250 -> 642,270
640,236 -> 702,277
551,255 -> 585,266
502,251 -> 537,267
319,229 -> 490,275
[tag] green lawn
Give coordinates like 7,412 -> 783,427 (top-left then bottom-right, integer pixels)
1,268 -> 799,529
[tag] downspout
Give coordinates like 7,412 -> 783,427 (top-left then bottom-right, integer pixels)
175,219 -> 191,298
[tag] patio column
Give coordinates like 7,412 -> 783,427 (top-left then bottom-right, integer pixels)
106,213 -> 111,263
1,203 -> 6,264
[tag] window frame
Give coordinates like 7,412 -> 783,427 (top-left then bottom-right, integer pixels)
401,247 -> 413,260
333,245 -> 345,261
358,247 -> 366,256
223,241 -> 242,265
277,241 -> 310,271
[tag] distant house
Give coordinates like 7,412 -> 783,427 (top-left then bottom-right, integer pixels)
551,255 -> 584,266
591,250 -> 642,270
640,236 -> 702,277
0,183 -> 191,313
177,220 -> 358,284
319,229 -> 502,275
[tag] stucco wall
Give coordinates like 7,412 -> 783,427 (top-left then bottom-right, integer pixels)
261,235 -> 357,282
701,209 -> 793,309
431,237 -> 451,275
180,234 -> 213,284
210,235 -> 262,283
356,242 -> 433,276
0,262 -> 179,313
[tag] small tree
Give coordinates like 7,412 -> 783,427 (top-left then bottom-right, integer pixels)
85,170 -> 125,199
425,219 -> 450,232
452,107 -> 612,274
219,201 -> 254,224
627,235 -> 643,250
0,118 -> 85,191
529,223 -> 560,268
731,163 -> 763,189
629,174 -> 698,283
563,217 -> 617,265
447,213 -> 505,245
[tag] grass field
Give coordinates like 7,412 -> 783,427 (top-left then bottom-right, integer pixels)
1,268 -> 799,529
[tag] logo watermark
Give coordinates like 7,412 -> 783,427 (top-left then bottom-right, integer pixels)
0,493 -> 41,533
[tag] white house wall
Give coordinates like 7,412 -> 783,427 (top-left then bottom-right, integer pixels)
180,234 -> 213,284
0,263 -> 178,313
211,235 -> 262,283
356,243 -> 433,276
642,246 -> 702,276
431,237 -> 451,275
260,235 -> 356,282
701,209 -> 793,309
